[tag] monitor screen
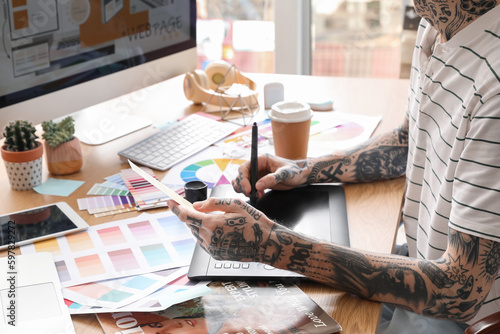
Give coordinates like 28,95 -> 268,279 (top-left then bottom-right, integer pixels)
0,0 -> 197,136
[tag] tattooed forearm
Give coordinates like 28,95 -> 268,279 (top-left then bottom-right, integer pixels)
418,261 -> 454,288
355,146 -> 408,181
306,156 -> 351,183
287,242 -> 313,273
264,227 -> 498,321
449,229 -> 480,265
306,124 -> 408,183
307,245 -> 429,309
485,242 -> 500,278
262,224 -> 313,266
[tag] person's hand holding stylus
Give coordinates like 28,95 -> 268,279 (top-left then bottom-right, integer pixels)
231,154 -> 311,199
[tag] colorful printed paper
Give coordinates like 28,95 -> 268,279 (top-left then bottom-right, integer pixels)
87,183 -> 130,196
96,281 -> 342,334
77,195 -> 136,214
121,167 -> 169,210
20,211 -> 197,287
65,273 -> 212,314
128,161 -> 193,209
104,173 -> 127,187
308,111 -> 381,156
162,147 -> 246,192
62,267 -> 187,309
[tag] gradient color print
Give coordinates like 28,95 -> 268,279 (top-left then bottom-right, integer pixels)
62,267 -> 188,309
20,211 -> 196,287
120,167 -> 169,209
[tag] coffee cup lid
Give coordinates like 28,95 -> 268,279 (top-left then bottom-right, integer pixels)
269,101 -> 312,123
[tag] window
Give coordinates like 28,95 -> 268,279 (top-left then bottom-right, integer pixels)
196,0 -> 405,78
196,0 -> 275,73
311,0 -> 403,78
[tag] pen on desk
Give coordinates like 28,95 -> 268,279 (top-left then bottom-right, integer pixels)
250,122 -> 258,205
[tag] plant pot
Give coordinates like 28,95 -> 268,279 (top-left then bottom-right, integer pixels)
1,142 -> 43,190
44,137 -> 83,175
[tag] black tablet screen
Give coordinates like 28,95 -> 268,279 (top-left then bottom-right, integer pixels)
0,205 -> 78,246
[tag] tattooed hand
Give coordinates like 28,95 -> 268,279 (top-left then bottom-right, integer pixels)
231,154 -> 311,199
167,198 -> 278,262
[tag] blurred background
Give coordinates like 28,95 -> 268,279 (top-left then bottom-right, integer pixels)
195,0 -> 419,78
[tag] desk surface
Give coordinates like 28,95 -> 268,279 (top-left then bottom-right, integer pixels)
0,74 -> 408,334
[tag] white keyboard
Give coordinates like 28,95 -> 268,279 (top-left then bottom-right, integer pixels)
118,114 -> 240,171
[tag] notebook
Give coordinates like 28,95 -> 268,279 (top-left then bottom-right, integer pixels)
188,184 -> 350,280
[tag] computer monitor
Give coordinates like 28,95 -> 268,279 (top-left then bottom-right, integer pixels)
0,0 -> 197,144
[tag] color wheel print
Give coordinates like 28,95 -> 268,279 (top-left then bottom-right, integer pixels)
179,158 -> 246,188
327,122 -> 364,141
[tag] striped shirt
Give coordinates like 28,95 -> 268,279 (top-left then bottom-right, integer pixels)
403,7 -> 500,323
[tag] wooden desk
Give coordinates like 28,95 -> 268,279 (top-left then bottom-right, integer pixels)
0,74 -> 408,334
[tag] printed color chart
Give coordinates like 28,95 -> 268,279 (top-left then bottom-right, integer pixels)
163,147 -> 246,191
64,272 -> 212,314
121,167 -> 169,209
62,267 -> 187,309
77,195 -> 136,215
20,211 -> 196,287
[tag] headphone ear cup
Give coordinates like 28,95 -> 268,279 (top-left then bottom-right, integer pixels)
191,69 -> 210,89
183,72 -> 211,104
204,60 -> 234,90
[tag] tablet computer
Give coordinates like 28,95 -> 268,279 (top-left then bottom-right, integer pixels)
0,202 -> 89,250
188,184 -> 349,280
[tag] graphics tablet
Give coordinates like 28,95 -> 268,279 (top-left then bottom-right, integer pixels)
0,202 -> 89,250
187,184 -> 350,280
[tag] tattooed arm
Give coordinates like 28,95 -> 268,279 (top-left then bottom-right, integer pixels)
169,197 -> 499,322
232,120 -> 409,198
286,228 -> 499,322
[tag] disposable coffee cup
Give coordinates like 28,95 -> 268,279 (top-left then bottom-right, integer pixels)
269,101 -> 312,160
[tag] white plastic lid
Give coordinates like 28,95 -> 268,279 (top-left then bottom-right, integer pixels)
269,101 -> 312,123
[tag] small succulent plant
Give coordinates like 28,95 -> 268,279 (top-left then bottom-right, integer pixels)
42,116 -> 75,149
3,120 -> 39,152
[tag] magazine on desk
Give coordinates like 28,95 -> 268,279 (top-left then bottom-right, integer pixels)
96,280 -> 342,334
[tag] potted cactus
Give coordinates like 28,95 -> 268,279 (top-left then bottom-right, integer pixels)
42,116 -> 83,175
1,120 -> 44,190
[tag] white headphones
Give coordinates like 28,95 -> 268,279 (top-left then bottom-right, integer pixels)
183,61 -> 259,109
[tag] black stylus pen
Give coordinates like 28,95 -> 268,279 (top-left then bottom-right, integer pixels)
250,122 -> 258,205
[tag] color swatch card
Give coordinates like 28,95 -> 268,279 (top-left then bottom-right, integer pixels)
65,272 -> 212,314
62,267 -> 187,309
121,167 -> 169,210
20,211 -> 197,287
87,183 -> 130,196
105,173 -> 127,187
77,195 -> 136,215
